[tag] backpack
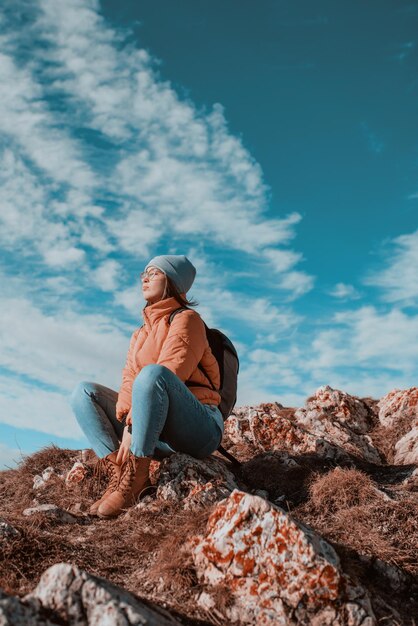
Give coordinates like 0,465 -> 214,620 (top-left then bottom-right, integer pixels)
168,307 -> 241,467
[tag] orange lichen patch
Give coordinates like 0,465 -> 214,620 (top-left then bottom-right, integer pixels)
191,489 -> 341,617
235,554 -> 256,576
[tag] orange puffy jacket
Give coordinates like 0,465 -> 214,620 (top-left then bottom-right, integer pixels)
116,296 -> 221,424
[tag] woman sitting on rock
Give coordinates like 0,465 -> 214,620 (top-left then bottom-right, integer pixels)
71,255 -> 223,518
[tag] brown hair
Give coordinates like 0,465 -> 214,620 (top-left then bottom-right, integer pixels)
162,275 -> 199,309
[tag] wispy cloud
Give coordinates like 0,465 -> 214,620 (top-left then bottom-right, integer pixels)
328,282 -> 361,301
1,0 -> 313,293
364,229 -> 418,306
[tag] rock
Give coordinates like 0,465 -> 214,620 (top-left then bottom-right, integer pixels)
0,589 -> 59,626
299,386 -> 375,434
226,400 -> 377,464
26,562 -> 183,625
155,452 -> 241,510
0,519 -> 20,541
224,406 -> 259,446
65,461 -> 88,485
394,426 -> 418,465
32,467 -> 61,490
378,387 -> 418,429
23,504 -> 78,524
191,489 -> 376,625
295,386 -> 381,463
403,467 -> 418,488
249,406 -> 351,461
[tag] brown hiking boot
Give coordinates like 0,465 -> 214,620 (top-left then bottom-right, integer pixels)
97,453 -> 151,519
89,451 -> 121,516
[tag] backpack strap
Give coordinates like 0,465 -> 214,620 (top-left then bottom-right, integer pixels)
217,445 -> 242,468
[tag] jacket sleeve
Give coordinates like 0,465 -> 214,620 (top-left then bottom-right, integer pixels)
157,310 -> 206,382
116,327 -> 142,422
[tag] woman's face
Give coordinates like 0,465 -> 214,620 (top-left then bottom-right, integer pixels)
141,266 -> 167,304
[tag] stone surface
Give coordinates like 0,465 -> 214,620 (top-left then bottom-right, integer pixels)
65,462 -> 88,485
224,406 -> 259,446
0,519 -> 20,541
298,386 -> 375,434
33,467 -> 61,490
394,426 -> 418,465
23,504 -> 78,524
191,490 -> 376,625
26,562 -> 183,625
295,386 -> 381,463
155,452 -> 241,510
0,590 -> 59,626
378,387 -> 418,429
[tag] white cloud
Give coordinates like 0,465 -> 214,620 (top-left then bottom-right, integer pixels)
0,292 -> 129,392
328,282 -> 361,300
91,259 -> 123,292
0,377 -> 83,439
307,305 -> 418,375
364,229 -> 418,305
0,49 -> 95,189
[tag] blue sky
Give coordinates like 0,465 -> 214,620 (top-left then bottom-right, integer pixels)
0,0 -> 417,468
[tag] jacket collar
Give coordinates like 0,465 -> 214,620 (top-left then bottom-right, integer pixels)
142,297 -> 183,329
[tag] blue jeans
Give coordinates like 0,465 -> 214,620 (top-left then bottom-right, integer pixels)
70,364 -> 223,460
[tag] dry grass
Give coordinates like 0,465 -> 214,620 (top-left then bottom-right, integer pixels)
296,468 -> 418,575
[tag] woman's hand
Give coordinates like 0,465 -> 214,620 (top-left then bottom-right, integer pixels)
116,426 -> 132,465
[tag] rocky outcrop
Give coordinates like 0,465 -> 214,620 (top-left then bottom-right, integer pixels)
394,427 -> 418,465
191,490 -> 375,625
378,387 -> 418,429
378,388 -> 418,464
154,452 -> 241,510
224,387 -> 381,464
294,386 -> 381,463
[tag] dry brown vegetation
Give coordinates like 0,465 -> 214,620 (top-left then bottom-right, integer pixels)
1,443 -> 418,625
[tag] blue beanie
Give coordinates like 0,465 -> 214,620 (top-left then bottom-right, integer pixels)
145,255 -> 196,293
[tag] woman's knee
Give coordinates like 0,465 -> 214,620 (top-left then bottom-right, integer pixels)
70,381 -> 98,410
133,364 -> 171,390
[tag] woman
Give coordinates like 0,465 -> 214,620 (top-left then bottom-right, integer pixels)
71,255 -> 223,519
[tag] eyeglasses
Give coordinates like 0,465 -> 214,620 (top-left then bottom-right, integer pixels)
140,269 -> 165,281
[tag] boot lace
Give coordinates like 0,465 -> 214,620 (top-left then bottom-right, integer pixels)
92,455 -> 119,497
115,454 -> 136,496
